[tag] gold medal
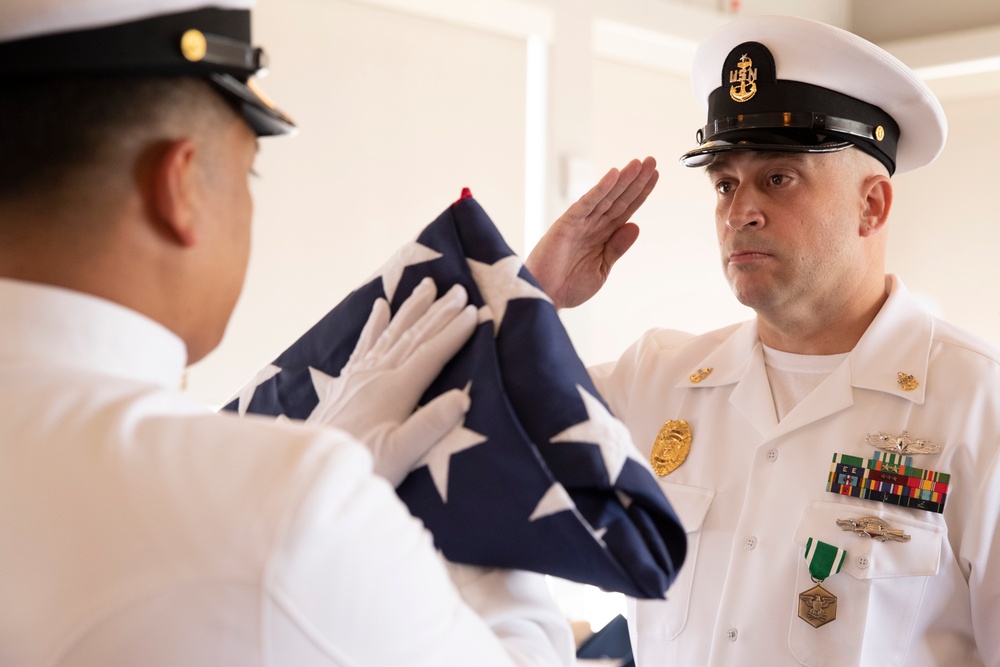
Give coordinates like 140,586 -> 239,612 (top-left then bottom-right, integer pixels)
650,419 -> 691,476
798,582 -> 838,628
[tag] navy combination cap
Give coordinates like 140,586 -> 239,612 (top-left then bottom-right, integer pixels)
0,0 -> 294,137
681,15 -> 947,175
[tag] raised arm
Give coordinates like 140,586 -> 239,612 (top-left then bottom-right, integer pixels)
525,156 -> 658,310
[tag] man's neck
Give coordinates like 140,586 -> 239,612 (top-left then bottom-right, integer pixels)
756,278 -> 889,355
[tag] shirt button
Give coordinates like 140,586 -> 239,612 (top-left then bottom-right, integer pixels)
726,628 -> 738,642
745,536 -> 758,550
766,448 -> 778,462
857,555 -> 870,569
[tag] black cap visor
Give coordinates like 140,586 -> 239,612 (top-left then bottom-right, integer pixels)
209,73 -> 295,137
681,135 -> 852,168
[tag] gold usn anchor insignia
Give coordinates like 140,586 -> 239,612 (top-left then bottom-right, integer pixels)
729,54 -> 757,103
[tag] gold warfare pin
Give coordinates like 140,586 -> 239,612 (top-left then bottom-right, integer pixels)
651,420 -> 691,476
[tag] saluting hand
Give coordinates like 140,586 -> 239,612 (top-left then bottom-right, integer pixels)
525,156 -> 658,310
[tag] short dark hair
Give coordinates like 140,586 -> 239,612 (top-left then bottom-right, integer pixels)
0,75 -> 237,202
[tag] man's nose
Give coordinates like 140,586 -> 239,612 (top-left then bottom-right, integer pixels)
725,186 -> 764,231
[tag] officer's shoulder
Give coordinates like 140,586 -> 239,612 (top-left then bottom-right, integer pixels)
642,321 -> 745,354
930,316 -> 1000,372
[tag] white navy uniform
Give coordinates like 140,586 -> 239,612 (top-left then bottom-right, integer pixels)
0,278 -> 573,666
591,275 -> 1000,666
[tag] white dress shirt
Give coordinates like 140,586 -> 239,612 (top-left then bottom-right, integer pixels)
0,278 -> 573,667
591,275 -> 1000,666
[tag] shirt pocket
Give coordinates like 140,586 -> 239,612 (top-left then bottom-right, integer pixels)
788,500 -> 944,667
628,482 -> 714,641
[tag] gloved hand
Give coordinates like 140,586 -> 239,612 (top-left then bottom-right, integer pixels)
306,277 -> 478,486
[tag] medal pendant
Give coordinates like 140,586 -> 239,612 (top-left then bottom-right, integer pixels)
798,583 -> 837,628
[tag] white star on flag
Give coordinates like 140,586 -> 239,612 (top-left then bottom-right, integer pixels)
529,483 -> 606,545
549,385 -> 643,484
421,424 -> 489,503
468,256 -> 551,334
368,241 -> 442,302
307,366 -> 337,403
235,363 -> 282,416
529,483 -> 576,522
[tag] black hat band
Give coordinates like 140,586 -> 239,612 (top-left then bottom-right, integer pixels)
0,8 -> 260,79
702,78 -> 900,173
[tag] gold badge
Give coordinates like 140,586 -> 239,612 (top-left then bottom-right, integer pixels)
798,584 -> 838,628
896,372 -> 919,391
729,54 -> 758,103
689,368 -> 713,384
875,125 -> 885,141
651,420 -> 691,476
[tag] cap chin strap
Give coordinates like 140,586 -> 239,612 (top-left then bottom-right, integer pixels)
699,110 -> 885,145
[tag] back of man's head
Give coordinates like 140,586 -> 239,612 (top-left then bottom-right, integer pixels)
0,0 -> 296,363
0,76 -> 235,214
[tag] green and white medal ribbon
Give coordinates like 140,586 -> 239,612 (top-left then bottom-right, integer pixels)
804,537 -> 846,580
798,538 -> 846,628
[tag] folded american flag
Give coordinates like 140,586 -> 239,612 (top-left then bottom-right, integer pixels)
224,192 -> 686,598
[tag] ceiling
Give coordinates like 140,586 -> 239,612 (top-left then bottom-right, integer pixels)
667,0 -> 1000,43
848,0 -> 1000,42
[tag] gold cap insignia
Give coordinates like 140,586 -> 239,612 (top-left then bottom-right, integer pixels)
729,54 -> 758,103
896,372 -> 919,391
689,368 -> 713,384
651,419 -> 692,476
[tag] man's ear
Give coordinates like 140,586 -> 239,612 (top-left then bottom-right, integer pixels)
149,138 -> 200,247
860,175 -> 892,238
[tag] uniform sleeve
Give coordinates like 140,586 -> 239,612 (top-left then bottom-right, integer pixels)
445,562 -> 575,667
589,328 -> 696,421
962,440 -> 1000,665
261,434 -> 572,666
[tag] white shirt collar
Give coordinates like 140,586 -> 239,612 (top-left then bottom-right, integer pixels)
0,278 -> 188,388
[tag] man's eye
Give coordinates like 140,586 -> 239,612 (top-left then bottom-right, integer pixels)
769,174 -> 786,186
715,181 -> 732,194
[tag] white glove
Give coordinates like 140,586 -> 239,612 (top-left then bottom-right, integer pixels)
307,277 -> 478,486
